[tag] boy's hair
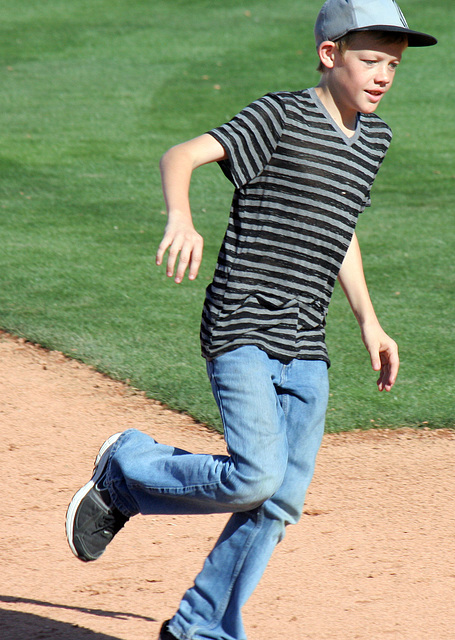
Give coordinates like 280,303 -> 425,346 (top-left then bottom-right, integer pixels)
316,30 -> 408,73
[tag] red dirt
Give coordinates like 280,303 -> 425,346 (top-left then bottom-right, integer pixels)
1,330 -> 454,640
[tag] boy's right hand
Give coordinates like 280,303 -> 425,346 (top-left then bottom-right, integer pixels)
156,220 -> 204,284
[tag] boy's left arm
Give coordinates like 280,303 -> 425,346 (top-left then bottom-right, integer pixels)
337,232 -> 399,392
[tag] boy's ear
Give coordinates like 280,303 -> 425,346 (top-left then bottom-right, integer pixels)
318,41 -> 337,70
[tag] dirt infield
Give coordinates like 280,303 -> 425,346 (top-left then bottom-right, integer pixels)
1,330 -> 454,640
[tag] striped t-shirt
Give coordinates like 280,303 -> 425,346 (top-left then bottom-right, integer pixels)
200,87 -> 392,364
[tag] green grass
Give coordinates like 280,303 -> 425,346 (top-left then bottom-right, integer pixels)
0,0 -> 453,432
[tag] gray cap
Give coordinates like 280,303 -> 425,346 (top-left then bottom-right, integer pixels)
315,0 -> 437,47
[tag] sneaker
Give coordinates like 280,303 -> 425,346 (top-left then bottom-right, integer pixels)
159,620 -> 179,640
65,433 -> 129,562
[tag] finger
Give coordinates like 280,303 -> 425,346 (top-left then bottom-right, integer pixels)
384,359 -> 399,391
377,367 -> 388,391
156,237 -> 170,266
369,349 -> 381,372
165,242 -> 183,279
188,244 -> 203,281
377,351 -> 399,392
174,247 -> 192,283
386,361 -> 399,390
377,368 -> 393,392
156,229 -> 180,268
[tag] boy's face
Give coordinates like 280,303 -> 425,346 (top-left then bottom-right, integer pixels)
325,32 -> 407,116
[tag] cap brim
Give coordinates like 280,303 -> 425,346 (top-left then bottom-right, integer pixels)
353,25 -> 437,47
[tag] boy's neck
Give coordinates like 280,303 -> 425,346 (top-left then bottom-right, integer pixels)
314,84 -> 358,137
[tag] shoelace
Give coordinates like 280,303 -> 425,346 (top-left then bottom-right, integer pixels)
92,486 -> 129,537
95,508 -> 128,537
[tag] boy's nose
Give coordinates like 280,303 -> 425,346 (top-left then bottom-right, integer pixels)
375,64 -> 392,86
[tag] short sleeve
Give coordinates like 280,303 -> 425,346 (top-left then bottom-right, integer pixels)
208,93 -> 286,189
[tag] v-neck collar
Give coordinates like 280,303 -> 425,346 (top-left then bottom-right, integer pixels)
309,87 -> 361,147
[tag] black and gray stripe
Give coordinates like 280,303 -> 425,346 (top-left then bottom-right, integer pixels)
201,87 -> 392,364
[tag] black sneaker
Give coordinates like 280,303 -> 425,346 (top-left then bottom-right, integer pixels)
65,433 -> 129,562
159,620 -> 179,640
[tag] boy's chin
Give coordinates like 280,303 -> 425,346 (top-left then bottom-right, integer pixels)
359,102 -> 381,115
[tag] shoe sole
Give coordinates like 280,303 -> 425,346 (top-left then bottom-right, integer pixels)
65,432 -> 122,560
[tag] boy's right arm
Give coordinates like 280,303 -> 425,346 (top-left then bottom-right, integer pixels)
156,134 -> 227,283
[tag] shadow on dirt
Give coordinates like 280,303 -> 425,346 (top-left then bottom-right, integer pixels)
0,595 -> 157,639
0,608 -> 121,639
0,595 -> 155,622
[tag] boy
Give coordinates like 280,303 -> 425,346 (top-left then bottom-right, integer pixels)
66,1 -> 436,639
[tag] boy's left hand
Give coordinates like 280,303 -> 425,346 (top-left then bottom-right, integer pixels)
361,324 -> 399,392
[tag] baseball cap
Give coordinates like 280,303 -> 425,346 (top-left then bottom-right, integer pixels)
315,0 -> 437,47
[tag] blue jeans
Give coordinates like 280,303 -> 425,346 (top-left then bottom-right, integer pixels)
105,346 -> 329,640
